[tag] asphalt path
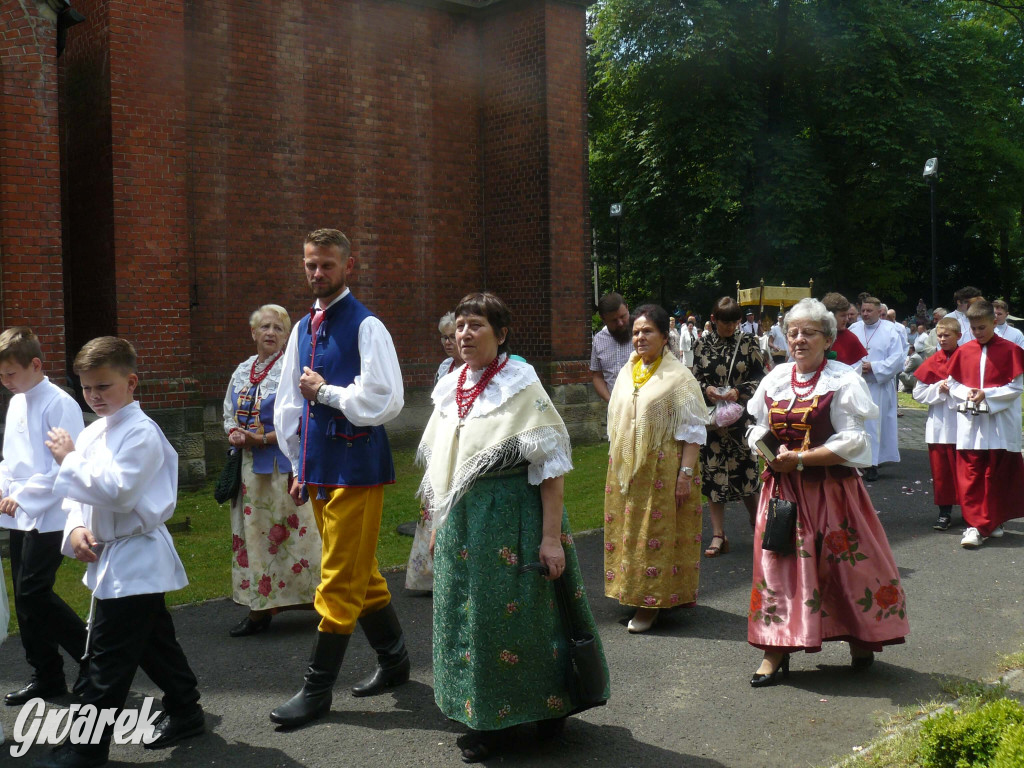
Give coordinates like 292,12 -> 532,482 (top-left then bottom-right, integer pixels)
2,412 -> 1023,767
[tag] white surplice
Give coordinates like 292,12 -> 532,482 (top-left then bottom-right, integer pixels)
55,401 -> 187,599
0,378 -> 84,533
850,319 -> 903,465
912,380 -> 958,445
995,322 -> 1024,350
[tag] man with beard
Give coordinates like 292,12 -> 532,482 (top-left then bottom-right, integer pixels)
590,292 -> 633,403
271,228 -> 409,728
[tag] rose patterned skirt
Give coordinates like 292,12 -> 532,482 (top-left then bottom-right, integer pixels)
230,451 -> 323,610
748,468 -> 909,653
603,440 -> 702,608
433,469 -> 609,731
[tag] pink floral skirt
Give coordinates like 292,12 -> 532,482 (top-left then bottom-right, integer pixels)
748,467 -> 909,654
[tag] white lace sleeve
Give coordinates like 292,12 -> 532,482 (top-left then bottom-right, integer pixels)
824,375 -> 877,466
521,425 -> 574,485
674,422 -> 707,445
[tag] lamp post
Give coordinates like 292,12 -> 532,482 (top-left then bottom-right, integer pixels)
923,157 -> 939,310
610,202 -> 623,292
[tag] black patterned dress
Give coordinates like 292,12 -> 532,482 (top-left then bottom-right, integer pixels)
692,329 -> 767,502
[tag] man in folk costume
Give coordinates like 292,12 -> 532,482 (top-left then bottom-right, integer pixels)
849,297 -> 902,481
271,228 -> 408,727
947,300 -> 1024,549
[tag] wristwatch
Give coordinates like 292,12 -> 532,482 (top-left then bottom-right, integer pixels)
679,465 -> 694,477
796,453 -> 805,471
315,383 -> 327,404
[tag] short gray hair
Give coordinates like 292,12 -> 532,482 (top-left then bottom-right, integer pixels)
782,298 -> 837,342
438,311 -> 456,334
249,304 -> 292,335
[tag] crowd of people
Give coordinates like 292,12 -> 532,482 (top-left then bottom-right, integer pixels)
1,237 -> 1022,766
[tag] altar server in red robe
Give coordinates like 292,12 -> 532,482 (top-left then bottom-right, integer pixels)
947,300 -> 1024,549
912,316 -> 961,532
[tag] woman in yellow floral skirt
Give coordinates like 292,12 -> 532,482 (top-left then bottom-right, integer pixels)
604,304 -> 709,633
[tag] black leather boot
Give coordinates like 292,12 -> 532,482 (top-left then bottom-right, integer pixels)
269,631 -> 349,727
351,604 -> 410,697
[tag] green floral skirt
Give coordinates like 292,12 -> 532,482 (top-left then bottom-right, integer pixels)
433,470 -> 610,731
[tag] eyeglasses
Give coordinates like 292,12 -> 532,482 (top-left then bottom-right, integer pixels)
786,329 -> 826,340
440,334 -> 456,343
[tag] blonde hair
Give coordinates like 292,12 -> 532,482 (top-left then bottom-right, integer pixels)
935,316 -> 961,335
249,304 -> 292,335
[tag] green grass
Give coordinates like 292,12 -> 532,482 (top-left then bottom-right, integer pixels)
3,442 -> 612,634
897,391 -> 926,411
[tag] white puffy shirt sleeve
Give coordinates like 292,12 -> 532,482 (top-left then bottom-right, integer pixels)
825,374 -> 878,467
315,317 -> 405,427
521,427 -> 574,485
745,374 -> 772,449
274,324 -> 304,475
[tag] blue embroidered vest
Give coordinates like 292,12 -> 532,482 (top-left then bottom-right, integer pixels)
296,293 -> 395,487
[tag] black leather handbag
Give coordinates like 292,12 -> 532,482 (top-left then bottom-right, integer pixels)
762,493 -> 797,554
520,563 -> 608,709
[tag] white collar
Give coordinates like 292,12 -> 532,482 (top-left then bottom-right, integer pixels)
760,360 -> 858,400
432,355 -> 538,418
315,287 -> 351,312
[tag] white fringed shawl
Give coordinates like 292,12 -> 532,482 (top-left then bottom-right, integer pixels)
417,356 -> 572,530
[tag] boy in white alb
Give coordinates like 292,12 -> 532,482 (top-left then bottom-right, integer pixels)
37,337 -> 203,768
911,317 -> 962,531
0,327 -> 88,706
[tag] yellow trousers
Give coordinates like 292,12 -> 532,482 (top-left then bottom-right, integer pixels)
310,485 -> 391,634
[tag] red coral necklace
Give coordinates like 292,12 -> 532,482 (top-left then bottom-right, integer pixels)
790,358 -> 827,397
456,354 -> 508,420
250,351 -> 284,386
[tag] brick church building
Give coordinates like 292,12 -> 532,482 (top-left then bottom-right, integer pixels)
1,0 -> 600,482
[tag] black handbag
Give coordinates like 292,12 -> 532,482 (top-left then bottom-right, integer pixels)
762,491 -> 797,554
520,562 -> 608,709
214,448 -> 243,504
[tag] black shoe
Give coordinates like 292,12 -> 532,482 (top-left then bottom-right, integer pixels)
144,707 -> 205,749
750,655 -> 790,688
229,614 -> 272,637
31,744 -> 107,768
851,651 -> 875,670
864,466 -> 879,482
458,730 -> 500,763
351,604 -> 410,697
270,631 -> 350,727
933,515 -> 951,531
6,677 -> 67,706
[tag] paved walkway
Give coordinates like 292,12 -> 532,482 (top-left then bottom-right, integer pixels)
2,425 -> 1023,767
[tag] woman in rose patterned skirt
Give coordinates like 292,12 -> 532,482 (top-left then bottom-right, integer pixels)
222,305 -> 322,637
745,298 -> 909,687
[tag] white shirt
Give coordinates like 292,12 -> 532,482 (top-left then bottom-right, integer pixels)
768,324 -> 787,356
947,309 -> 971,345
56,401 -> 187,599
912,379 -> 958,444
851,320 -> 904,384
746,361 -> 878,467
0,378 -> 84,533
275,288 -> 405,476
948,346 -> 1024,452
995,322 -> 1024,349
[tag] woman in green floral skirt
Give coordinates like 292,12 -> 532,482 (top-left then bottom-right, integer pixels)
418,292 -> 609,763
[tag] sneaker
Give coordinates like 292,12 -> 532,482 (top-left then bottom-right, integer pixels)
933,515 -> 951,531
989,526 -> 1005,538
961,527 -> 982,549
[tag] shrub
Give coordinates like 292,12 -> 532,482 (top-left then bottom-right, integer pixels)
992,722 -> 1024,768
917,698 -> 1024,768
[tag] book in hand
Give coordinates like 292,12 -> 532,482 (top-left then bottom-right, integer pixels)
753,431 -> 783,463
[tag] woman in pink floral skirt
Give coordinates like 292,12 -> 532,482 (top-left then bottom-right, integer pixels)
745,298 -> 909,686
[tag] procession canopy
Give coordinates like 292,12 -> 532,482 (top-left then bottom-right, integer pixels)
736,278 -> 814,313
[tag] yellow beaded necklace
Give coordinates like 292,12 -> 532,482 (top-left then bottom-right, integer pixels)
631,355 -> 662,394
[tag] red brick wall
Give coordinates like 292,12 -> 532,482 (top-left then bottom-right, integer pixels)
0,2 -> 66,367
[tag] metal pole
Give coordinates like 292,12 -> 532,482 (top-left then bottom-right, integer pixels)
929,178 -> 938,310
615,218 -> 621,293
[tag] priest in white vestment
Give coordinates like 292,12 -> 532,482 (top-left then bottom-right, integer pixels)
850,298 -> 903,475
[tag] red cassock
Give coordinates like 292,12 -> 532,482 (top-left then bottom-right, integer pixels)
913,350 -> 959,506
831,329 -> 868,367
948,336 -> 1024,535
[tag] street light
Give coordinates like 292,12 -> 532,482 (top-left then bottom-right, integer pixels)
923,157 -> 939,310
610,202 -> 623,292
35,0 -> 85,55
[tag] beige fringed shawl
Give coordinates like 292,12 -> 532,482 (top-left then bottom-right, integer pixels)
417,360 -> 571,531
607,348 -> 707,492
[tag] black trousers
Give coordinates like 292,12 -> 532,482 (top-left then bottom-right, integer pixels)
9,529 -> 87,681
72,592 -> 201,757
